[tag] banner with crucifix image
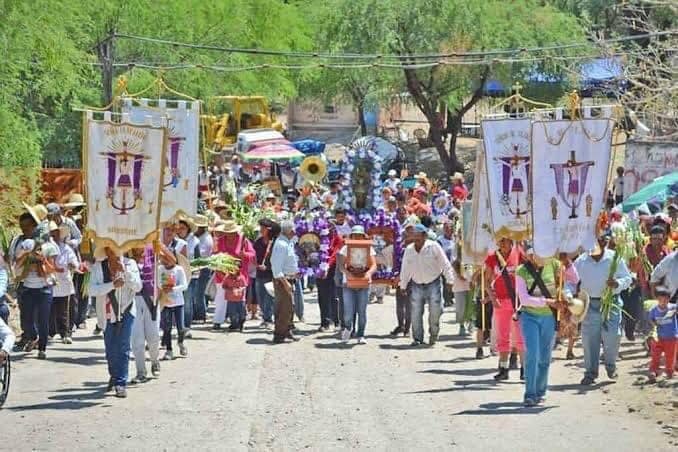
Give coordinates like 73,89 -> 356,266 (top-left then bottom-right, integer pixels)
481,118 -> 532,241
531,118 -> 614,257
121,98 -> 201,222
84,115 -> 167,253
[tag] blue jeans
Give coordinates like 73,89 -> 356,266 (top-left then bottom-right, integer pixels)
520,312 -> 555,401
161,306 -> 185,351
410,278 -> 443,342
294,279 -> 304,320
342,287 -> 368,337
22,287 -> 52,351
0,302 -> 9,324
226,301 -> 246,326
104,311 -> 134,387
581,298 -> 621,379
256,278 -> 274,323
183,279 -> 197,329
194,269 -> 211,322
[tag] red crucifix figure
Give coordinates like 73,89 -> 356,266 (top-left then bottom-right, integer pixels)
101,140 -> 150,215
496,144 -> 530,218
549,150 -> 595,219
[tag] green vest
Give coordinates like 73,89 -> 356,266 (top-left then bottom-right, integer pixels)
516,259 -> 560,316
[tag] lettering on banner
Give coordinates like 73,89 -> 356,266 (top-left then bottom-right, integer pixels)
108,226 -> 138,236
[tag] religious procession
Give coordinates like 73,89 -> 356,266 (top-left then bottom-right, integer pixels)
1,1 -> 677,450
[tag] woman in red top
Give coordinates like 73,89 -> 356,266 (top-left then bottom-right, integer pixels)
212,220 -> 256,330
451,172 -> 469,201
484,238 -> 525,381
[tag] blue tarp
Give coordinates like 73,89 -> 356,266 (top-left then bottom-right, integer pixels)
292,140 -> 326,155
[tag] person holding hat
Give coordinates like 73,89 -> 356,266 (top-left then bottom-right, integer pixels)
338,225 -> 377,344
646,286 -> 677,383
158,246 -> 189,359
574,232 -> 633,385
212,220 -> 256,330
193,215 -> 214,323
399,223 -> 454,346
515,246 -> 579,406
88,246 -> 142,397
46,202 -> 82,249
49,223 -> 80,345
13,220 -> 59,359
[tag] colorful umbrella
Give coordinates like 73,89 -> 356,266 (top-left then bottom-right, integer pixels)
622,171 -> 678,213
241,143 -> 305,162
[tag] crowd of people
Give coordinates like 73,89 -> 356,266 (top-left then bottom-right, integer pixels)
0,164 -> 676,408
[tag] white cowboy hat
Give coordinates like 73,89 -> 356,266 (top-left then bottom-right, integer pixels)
63,193 -> 86,209
214,220 -> 241,234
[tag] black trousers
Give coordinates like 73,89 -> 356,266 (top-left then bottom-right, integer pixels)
316,267 -> 336,328
50,296 -> 72,338
621,286 -> 642,341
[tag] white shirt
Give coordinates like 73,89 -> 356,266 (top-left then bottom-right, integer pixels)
613,176 -> 624,199
53,242 -> 79,298
650,251 -> 677,297
452,265 -> 473,292
574,249 -> 633,299
197,231 -> 214,259
271,235 -> 298,279
89,257 -> 142,329
399,240 -> 454,290
384,177 -> 400,192
159,265 -> 188,308
0,317 -> 15,354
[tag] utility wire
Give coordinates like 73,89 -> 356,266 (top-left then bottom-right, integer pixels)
112,30 -> 676,61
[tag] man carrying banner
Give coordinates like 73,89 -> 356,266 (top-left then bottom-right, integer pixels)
88,246 -> 142,398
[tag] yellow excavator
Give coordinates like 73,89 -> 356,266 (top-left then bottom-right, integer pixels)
203,96 -> 285,151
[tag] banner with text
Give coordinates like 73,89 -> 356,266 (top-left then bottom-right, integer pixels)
531,119 -> 613,257
482,118 -> 532,241
122,98 -> 201,222
85,116 -> 167,253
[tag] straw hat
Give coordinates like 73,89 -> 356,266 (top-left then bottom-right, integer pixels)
64,193 -> 86,209
192,214 -> 209,229
47,221 -> 59,233
23,202 -> 46,225
416,171 -> 428,180
452,172 -> 464,182
214,220 -> 241,234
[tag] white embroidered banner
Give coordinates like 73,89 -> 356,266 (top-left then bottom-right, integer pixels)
531,119 -> 614,257
463,144 -> 496,265
85,114 -> 167,253
481,118 -> 532,241
122,98 -> 201,222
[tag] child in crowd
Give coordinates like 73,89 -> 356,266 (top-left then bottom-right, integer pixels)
159,252 -> 188,360
647,286 -> 677,384
223,267 -> 247,331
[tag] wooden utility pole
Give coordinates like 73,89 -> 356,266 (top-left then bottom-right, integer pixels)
96,29 -> 116,105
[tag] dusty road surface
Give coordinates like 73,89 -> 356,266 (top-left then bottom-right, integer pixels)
3,293 -> 675,451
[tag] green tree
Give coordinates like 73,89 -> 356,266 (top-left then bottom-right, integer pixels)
313,0 -> 585,174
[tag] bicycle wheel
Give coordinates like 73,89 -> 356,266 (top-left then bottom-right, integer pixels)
0,355 -> 10,408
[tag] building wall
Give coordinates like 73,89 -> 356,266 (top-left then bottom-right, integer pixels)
624,140 -> 678,193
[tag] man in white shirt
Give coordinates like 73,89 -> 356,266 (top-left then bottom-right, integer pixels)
88,246 -> 142,398
271,220 -> 300,343
399,224 -> 454,346
384,169 -> 401,192
574,234 -> 632,385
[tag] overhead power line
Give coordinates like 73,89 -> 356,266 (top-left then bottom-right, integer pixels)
112,30 -> 676,61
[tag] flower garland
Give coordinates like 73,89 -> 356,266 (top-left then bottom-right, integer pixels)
356,209 -> 403,281
294,210 -> 332,278
338,138 -> 384,213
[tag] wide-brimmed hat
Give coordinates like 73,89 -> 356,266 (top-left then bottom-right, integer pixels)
93,245 -> 122,261
64,193 -> 86,209
192,214 -> 209,228
47,221 -> 59,233
22,202 -> 47,225
452,172 -> 464,182
568,290 -> 590,320
214,220 -> 241,234
416,171 -> 428,179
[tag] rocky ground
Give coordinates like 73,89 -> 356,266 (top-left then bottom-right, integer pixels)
2,291 -> 676,451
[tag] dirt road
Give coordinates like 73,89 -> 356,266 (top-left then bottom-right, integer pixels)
2,293 -> 675,451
